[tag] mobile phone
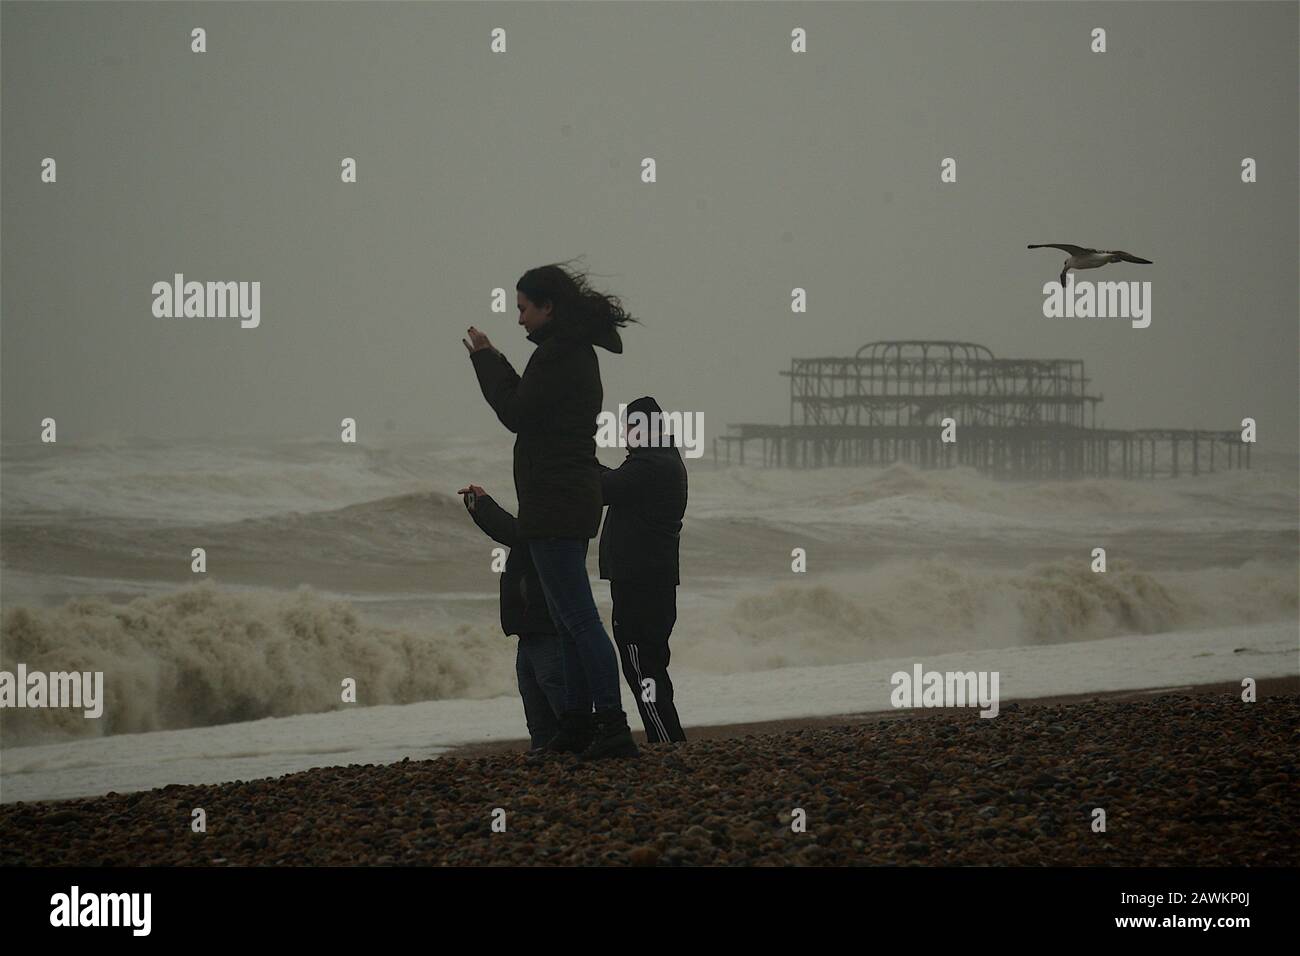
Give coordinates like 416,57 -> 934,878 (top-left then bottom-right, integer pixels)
463,491 -> 476,510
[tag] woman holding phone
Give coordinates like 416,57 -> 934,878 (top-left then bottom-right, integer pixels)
464,260 -> 638,760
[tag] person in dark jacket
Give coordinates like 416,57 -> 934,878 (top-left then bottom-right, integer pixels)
464,261 -> 639,761
457,483 -> 566,751
598,396 -> 689,742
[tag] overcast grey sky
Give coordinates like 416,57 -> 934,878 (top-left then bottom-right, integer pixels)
3,1 -> 1296,450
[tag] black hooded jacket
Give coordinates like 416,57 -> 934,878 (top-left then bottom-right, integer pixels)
597,397 -> 688,584
466,494 -> 557,637
471,314 -> 622,540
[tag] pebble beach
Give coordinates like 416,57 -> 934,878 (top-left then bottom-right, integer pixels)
2,686 -> 1295,867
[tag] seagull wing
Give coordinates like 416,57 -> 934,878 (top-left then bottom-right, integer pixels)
1105,250 -> 1153,264
1027,243 -> 1091,255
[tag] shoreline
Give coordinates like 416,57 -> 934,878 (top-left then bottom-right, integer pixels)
1,680 -> 1296,866
3,675 -> 1295,805
442,675 -> 1300,757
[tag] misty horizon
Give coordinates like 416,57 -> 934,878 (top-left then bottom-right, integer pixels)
2,2 -> 1296,452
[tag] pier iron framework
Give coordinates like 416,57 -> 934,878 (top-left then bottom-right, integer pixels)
716,340 -> 1249,479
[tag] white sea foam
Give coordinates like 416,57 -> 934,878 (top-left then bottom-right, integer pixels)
1,436 -> 1295,751
3,622 -> 1294,805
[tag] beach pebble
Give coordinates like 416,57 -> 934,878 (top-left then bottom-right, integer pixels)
1,694 -> 1295,867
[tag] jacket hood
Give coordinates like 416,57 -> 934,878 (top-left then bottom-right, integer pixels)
627,396 -> 662,419
587,321 -> 624,354
625,395 -> 680,452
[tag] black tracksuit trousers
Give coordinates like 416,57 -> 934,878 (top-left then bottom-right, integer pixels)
609,580 -> 686,743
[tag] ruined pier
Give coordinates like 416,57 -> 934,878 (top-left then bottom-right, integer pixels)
716,341 -> 1249,479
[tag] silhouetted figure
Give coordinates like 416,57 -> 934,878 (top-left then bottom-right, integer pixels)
459,485 -> 565,751
464,261 -> 639,760
599,396 -> 688,743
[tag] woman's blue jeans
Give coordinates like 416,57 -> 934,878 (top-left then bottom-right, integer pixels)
527,537 -> 623,713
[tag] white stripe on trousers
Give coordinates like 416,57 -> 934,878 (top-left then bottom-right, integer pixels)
626,642 -> 671,742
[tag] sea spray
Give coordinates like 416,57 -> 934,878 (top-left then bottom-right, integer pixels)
0,581 -> 512,747
668,557 -> 1299,675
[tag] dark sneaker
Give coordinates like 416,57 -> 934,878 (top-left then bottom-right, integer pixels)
579,709 -> 640,761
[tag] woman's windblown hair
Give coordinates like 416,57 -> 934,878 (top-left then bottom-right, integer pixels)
516,259 -> 639,352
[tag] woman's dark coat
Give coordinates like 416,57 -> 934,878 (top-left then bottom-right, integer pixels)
470,314 -> 622,540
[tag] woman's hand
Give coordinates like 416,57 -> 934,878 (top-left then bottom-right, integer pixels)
456,484 -> 487,511
463,327 -> 494,353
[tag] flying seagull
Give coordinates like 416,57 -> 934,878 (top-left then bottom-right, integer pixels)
1028,244 -> 1153,286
